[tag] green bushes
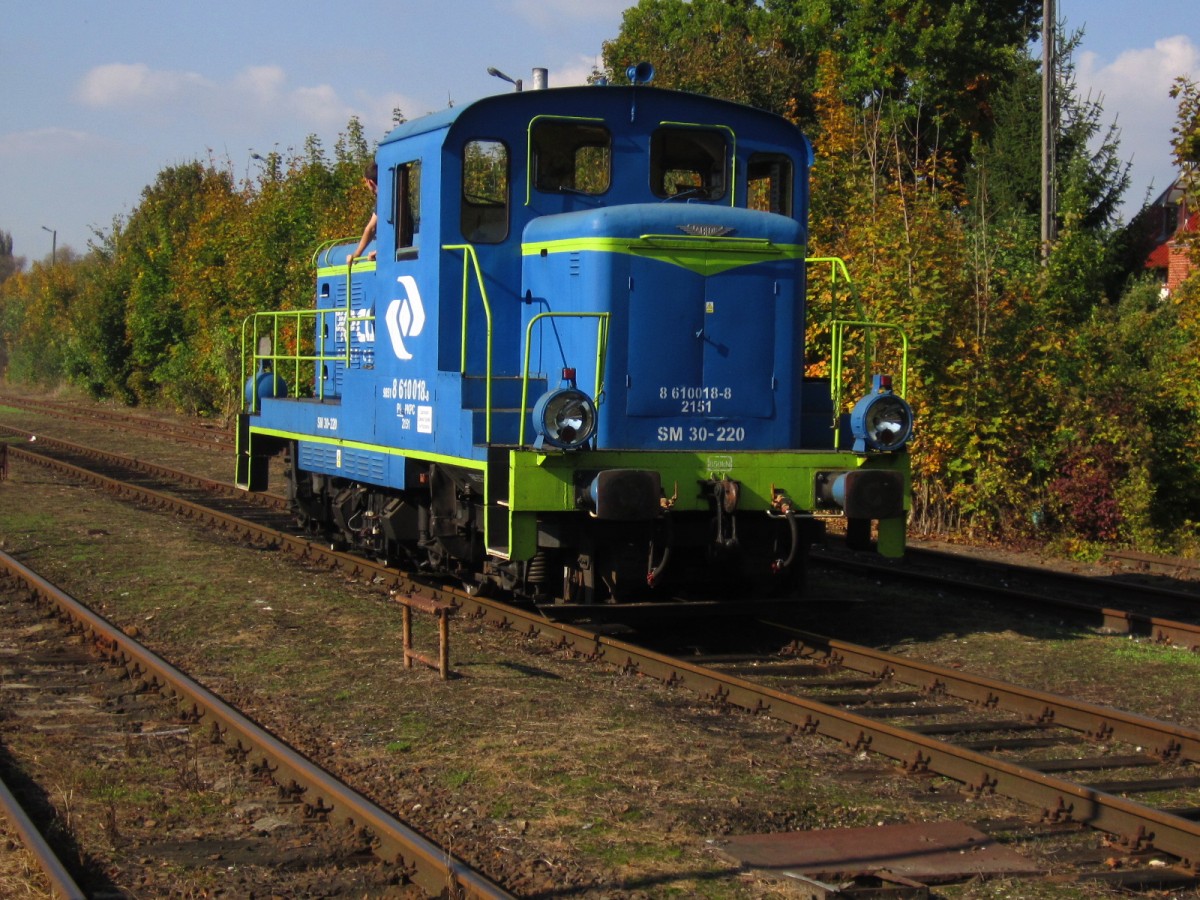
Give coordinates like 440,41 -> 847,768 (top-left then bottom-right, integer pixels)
0,122 -> 372,416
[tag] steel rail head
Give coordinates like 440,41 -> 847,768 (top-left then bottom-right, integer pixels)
0,772 -> 87,899
0,549 -> 514,899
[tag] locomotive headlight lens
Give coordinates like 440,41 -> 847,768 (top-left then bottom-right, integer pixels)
850,377 -> 913,454
533,387 -> 597,450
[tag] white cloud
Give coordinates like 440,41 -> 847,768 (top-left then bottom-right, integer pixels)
287,84 -> 351,128
1077,35 -> 1199,207
71,62 -> 411,135
550,54 -> 605,88
77,62 -> 213,107
233,65 -> 288,106
0,126 -> 109,157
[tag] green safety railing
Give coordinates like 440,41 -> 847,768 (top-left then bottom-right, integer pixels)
241,307 -> 332,410
241,241 -> 377,412
517,311 -> 610,447
806,256 -> 866,322
807,256 -> 910,449
442,244 -> 496,442
829,319 -> 909,450
443,244 -> 610,448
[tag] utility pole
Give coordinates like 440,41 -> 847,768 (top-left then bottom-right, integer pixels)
1041,0 -> 1057,260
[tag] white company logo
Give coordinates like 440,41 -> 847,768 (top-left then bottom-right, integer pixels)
385,275 -> 426,360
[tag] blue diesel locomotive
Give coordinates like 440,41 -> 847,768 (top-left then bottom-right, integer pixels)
235,68 -> 913,605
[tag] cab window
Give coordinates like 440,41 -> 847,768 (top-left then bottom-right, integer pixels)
747,153 -> 793,216
531,119 -> 611,195
651,128 -> 727,200
461,140 -> 509,243
392,159 -> 420,258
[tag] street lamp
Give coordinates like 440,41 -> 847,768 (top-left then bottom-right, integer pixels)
487,67 -> 522,92
40,226 -> 56,265
250,150 -> 280,181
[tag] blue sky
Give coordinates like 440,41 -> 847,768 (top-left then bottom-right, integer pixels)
2,0 -> 1197,265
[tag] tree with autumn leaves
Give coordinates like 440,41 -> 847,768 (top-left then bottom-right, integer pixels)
0,121 -> 373,415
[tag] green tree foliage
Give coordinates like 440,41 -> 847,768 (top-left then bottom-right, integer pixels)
0,118 -> 376,415
604,0 -> 1041,169
601,0 -> 804,115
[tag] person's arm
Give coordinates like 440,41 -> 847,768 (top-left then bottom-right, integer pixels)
347,212 -> 378,265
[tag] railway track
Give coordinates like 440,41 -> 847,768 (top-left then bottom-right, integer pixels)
3,434 -> 1200,891
0,744 -> 86,899
0,394 -> 232,449
815,545 -> 1200,652
9,392 -> 1200,605
0,547 -> 512,898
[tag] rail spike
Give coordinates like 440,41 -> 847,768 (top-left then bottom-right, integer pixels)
1041,796 -> 1075,824
905,751 -> 931,775
848,731 -> 872,754
967,772 -> 998,797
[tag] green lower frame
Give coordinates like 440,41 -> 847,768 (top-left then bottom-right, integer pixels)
501,446 -> 910,560
238,422 -> 909,561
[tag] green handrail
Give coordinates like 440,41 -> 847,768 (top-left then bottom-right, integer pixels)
344,257 -> 377,366
806,256 -> 867,323
442,244 -> 495,442
518,312 -> 610,447
310,236 -> 358,268
241,306 -> 348,410
829,319 -> 909,450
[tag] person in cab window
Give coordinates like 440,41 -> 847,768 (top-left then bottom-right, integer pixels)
348,163 -> 379,265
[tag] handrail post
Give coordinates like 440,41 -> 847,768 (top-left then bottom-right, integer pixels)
519,311 -> 610,446
443,244 -> 495,442
829,318 -> 910,450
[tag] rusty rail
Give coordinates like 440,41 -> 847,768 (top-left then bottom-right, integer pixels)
0,548 -> 513,899
0,767 -> 86,899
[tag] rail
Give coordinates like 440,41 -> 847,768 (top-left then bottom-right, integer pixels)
0,465 -> 512,897
241,243 -> 376,412
442,244 -> 496,441
10,442 -> 1200,875
0,769 -> 85,898
807,257 -> 910,449
517,311 -> 610,447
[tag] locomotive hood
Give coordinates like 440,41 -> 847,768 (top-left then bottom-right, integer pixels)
522,203 -> 805,250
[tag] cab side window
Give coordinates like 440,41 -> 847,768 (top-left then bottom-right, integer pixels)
461,140 -> 509,243
531,120 -> 611,195
747,153 -> 793,216
651,128 -> 727,200
393,160 -> 420,258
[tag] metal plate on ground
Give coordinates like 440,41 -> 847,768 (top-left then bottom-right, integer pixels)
709,821 -> 1044,884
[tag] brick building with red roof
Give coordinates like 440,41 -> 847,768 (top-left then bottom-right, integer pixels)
1141,180 -> 1196,296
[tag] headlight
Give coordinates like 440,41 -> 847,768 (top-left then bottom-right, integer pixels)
532,375 -> 596,450
850,375 -> 912,453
